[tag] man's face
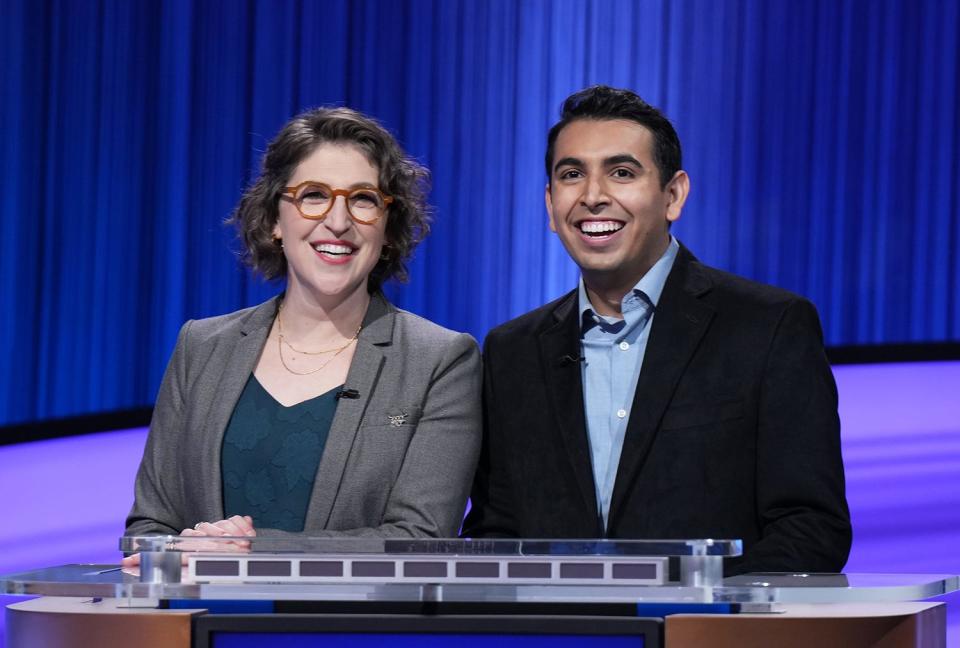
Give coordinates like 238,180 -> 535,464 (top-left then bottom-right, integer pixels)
546,118 -> 688,287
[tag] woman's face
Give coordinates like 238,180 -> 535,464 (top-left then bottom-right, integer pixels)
274,143 -> 388,301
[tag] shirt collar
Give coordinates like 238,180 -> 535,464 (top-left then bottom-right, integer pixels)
578,235 -> 680,329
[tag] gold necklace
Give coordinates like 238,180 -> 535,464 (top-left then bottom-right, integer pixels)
278,315 -> 361,355
275,306 -> 362,376
277,335 -> 356,375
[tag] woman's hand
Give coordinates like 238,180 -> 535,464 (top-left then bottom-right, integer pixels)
121,516 -> 257,567
183,515 -> 257,538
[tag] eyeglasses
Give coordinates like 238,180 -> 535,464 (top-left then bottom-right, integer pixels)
280,181 -> 394,224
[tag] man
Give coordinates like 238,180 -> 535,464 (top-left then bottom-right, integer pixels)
463,86 -> 851,574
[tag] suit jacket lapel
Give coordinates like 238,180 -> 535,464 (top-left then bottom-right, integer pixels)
198,297 -> 279,520
608,246 -> 715,526
304,292 -> 393,529
538,290 -> 602,533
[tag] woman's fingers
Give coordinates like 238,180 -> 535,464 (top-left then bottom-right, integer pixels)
122,519 -> 255,570
211,518 -> 250,537
231,515 -> 257,536
194,521 -> 229,536
186,517 -> 256,537
175,522 -> 253,554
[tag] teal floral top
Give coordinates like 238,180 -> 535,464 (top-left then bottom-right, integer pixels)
221,375 -> 340,531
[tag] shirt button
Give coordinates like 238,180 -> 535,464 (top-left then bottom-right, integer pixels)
619,341 -> 630,350
617,409 -> 627,419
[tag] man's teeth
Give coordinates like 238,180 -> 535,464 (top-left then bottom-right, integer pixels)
579,221 -> 624,234
313,243 -> 353,255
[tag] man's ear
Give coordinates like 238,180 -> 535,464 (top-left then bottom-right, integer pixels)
545,183 -> 557,232
665,170 -> 690,223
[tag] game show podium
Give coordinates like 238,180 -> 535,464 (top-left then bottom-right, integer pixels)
3,537 -> 956,648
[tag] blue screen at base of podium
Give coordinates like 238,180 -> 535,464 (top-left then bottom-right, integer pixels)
193,613 -> 660,647
211,633 -> 644,648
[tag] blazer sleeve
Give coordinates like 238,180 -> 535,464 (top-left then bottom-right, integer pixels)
124,321 -> 193,537
261,332 -> 483,539
460,329 -> 522,537
744,298 -> 852,572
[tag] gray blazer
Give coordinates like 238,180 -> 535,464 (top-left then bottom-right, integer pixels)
125,293 -> 481,538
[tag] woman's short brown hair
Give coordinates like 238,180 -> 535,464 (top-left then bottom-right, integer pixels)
231,107 -> 431,291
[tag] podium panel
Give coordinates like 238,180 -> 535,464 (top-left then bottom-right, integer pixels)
192,614 -> 663,648
6,597 -> 946,648
6,597 -> 202,648
3,538 -> 956,647
665,602 -> 945,648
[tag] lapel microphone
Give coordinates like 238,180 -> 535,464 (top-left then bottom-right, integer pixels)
335,389 -> 361,400
559,354 -> 585,366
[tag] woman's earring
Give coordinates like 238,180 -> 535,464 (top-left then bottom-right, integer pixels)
273,235 -> 283,248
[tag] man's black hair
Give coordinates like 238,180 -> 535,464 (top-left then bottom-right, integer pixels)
545,85 -> 682,189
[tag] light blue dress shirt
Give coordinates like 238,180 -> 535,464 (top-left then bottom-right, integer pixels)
579,236 -> 679,530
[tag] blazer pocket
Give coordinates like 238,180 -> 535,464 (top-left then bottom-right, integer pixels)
360,405 -> 423,430
661,399 -> 744,432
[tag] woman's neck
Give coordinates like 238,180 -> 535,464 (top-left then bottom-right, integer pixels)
278,281 -> 371,342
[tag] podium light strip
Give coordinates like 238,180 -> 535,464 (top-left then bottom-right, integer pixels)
188,555 -> 669,586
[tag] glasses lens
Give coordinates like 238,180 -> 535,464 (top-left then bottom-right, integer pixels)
348,189 -> 385,223
296,183 -> 331,218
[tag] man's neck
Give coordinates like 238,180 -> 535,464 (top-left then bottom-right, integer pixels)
583,281 -> 630,318
582,238 -> 670,318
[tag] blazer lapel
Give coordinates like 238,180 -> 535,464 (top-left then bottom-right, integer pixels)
538,290 -> 602,533
198,297 -> 279,520
304,292 -> 393,529
608,247 -> 715,526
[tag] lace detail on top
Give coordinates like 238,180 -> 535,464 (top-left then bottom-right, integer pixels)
221,375 -> 340,532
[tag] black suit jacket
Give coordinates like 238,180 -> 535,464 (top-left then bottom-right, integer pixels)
463,244 -> 852,574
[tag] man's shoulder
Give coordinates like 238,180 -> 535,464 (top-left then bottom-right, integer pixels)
663,239 -> 810,314
485,290 -> 577,345
696,261 -> 807,309
681,255 -> 825,341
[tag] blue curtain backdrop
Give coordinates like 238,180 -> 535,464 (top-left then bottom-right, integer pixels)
1,0 -> 958,426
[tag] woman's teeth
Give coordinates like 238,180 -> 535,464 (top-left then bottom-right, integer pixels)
313,243 -> 353,255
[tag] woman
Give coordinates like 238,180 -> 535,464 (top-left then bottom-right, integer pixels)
124,107 -> 481,544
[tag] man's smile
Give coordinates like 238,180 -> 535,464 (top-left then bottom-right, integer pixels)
577,219 -> 625,236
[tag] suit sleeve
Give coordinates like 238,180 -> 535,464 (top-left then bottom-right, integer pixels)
124,321 -> 193,537
460,331 -> 522,538
744,298 -> 852,572
261,332 -> 483,539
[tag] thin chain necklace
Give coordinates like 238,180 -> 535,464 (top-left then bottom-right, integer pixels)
275,304 -> 362,376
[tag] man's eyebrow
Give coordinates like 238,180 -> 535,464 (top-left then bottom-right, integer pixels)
604,154 -> 643,168
553,157 -> 583,173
